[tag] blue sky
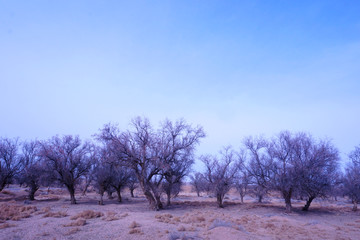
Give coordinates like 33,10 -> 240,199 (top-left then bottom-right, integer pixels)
1,1 -> 359,167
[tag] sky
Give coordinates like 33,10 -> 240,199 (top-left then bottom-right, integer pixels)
0,1 -> 360,169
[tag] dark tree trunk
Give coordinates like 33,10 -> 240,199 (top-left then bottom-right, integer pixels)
67,185 -> 77,204
107,190 -> 114,199
116,188 -> 122,203
302,196 -> 315,211
258,195 -> 263,203
29,184 -> 39,201
240,194 -> 244,204
217,194 -> 224,208
196,189 -> 200,197
166,191 -> 171,206
99,192 -> 104,205
283,189 -> 292,213
130,188 -> 135,198
155,194 -> 163,210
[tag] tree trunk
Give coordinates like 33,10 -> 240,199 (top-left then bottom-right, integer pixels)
302,196 -> 315,211
130,188 -> 135,198
217,194 -> 224,208
107,190 -> 113,199
99,192 -> 104,205
155,194 -> 163,210
67,185 -> 77,204
352,201 -> 358,211
29,185 -> 39,201
166,191 -> 171,206
240,194 -> 244,204
196,189 -> 200,197
283,189 -> 292,213
116,188 -> 122,203
258,195 -> 263,203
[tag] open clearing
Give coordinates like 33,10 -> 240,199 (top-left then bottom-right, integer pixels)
0,186 -> 359,240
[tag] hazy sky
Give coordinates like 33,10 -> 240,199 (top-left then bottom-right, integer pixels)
1,1 -> 359,166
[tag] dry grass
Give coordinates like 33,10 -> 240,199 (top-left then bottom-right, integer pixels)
0,203 -> 37,221
102,211 -> 119,221
65,227 -> 81,236
42,211 -> 68,218
128,221 -> 143,234
177,225 -> 186,231
0,223 -> 16,229
129,221 -> 141,228
128,228 -> 143,234
70,210 -> 104,220
63,218 -> 87,227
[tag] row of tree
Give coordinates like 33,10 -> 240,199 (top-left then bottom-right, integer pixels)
0,117 -> 359,212
0,117 -> 205,209
191,132 -> 360,212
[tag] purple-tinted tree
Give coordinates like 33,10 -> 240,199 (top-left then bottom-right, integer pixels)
343,145 -> 360,211
38,135 -> 93,204
190,172 -> 207,197
293,134 -> 340,211
243,136 -> 274,203
127,170 -> 138,197
18,141 -> 50,200
0,138 -> 22,191
267,131 -> 299,212
202,147 -> 238,208
97,117 -> 205,210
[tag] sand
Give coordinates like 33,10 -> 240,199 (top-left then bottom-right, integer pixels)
0,186 -> 359,240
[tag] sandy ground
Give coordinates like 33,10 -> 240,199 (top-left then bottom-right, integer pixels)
0,185 -> 359,240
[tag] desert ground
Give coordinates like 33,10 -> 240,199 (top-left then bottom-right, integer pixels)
0,185 -> 359,240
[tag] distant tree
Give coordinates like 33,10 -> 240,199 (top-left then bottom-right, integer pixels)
202,147 -> 238,208
127,170 -> 138,197
97,117 -> 205,210
18,141 -> 49,200
267,131 -> 298,212
343,145 -> 360,211
190,172 -> 206,197
294,134 -> 340,211
38,135 -> 93,204
109,163 -> 132,203
243,136 -> 274,203
234,149 -> 250,203
0,138 -> 22,191
92,148 -> 112,205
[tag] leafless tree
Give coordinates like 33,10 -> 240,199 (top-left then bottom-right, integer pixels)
38,135 -> 93,204
343,145 -> 360,211
190,172 -> 207,197
18,141 -> 49,200
202,146 -> 238,208
0,138 -> 22,191
96,117 -> 205,210
127,170 -> 138,197
243,136 -> 274,203
93,161 -> 112,205
293,134 -> 340,211
267,131 -> 299,212
234,149 -> 250,203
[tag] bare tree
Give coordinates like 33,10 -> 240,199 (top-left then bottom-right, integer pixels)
0,138 -> 22,191
92,161 -> 112,205
127,170 -> 138,197
293,134 -> 340,211
38,135 -> 93,204
97,117 -> 205,210
243,136 -> 273,203
18,141 -> 49,200
343,145 -> 360,211
202,147 -> 238,208
267,131 -> 299,212
190,172 -> 206,197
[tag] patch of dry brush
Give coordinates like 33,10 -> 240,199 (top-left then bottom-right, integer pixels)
70,210 -> 104,220
0,203 -> 37,221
